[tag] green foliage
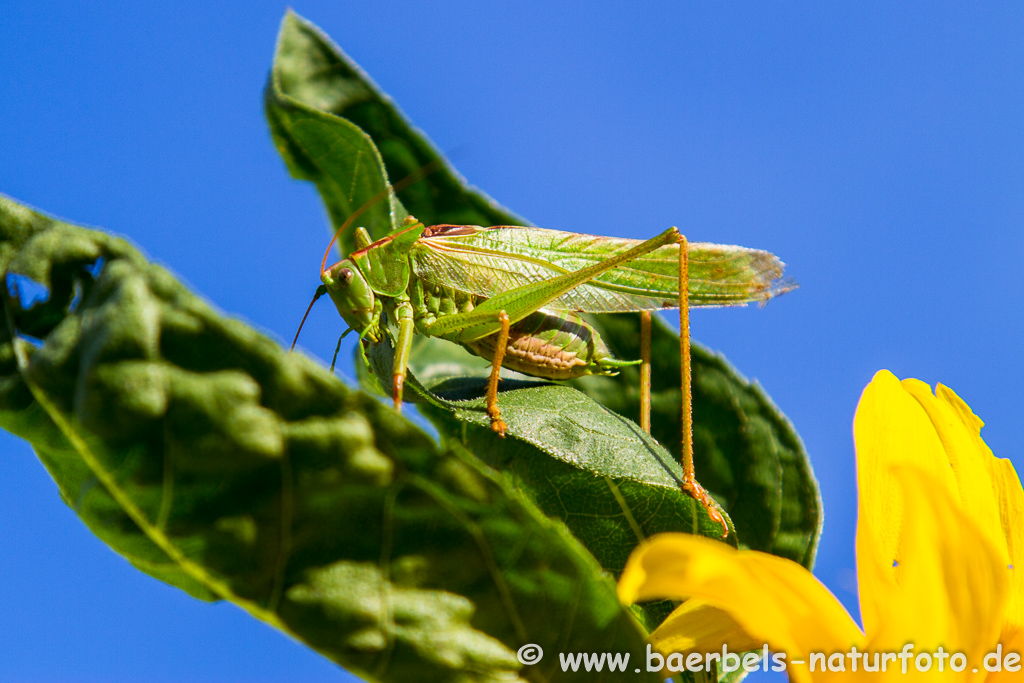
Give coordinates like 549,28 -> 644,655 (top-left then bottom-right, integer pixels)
359,332 -> 736,632
0,10 -> 821,683
570,314 -> 821,568
266,10 -> 524,258
0,195 -> 660,682
267,9 -> 819,565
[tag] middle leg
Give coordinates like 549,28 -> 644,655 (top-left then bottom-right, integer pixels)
484,311 -> 511,436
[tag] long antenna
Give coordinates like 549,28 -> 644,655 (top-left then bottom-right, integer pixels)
291,285 -> 327,351
320,158 -> 445,275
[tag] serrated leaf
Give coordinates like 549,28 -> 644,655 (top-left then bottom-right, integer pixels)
384,314 -> 821,569
357,330 -> 736,632
270,6 -> 820,644
270,9 -> 739,598
570,314 -> 822,568
0,195 -> 663,683
276,0 -> 817,588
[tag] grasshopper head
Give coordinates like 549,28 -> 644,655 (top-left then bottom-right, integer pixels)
322,260 -> 380,342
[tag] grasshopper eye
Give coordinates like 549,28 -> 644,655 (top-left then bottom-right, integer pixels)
337,268 -> 354,286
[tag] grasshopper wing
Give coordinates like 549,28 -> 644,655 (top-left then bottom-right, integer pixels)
410,225 -> 792,313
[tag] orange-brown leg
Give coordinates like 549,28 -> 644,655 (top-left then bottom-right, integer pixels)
640,311 -> 652,433
485,310 -> 511,436
678,234 -> 728,537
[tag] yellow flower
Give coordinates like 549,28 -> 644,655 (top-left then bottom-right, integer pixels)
619,370 -> 1024,681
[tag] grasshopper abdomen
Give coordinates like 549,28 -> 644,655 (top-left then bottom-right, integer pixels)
463,309 -> 622,381
409,276 -> 626,380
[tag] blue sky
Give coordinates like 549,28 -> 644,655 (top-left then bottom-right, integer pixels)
2,2 -> 1023,681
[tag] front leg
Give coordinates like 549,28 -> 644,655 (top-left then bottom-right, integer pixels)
391,300 -> 415,413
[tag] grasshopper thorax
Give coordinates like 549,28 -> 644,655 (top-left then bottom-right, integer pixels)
322,259 -> 380,342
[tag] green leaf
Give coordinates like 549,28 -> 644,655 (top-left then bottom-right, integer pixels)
271,5 -> 819,644
274,3 -> 818,583
0,194 -> 663,682
267,10 -> 527,251
378,314 -> 822,570
266,17 -> 406,253
269,12 -> 741,616
357,330 -> 735,632
570,314 -> 822,568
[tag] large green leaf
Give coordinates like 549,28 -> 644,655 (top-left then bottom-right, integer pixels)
266,11 -> 525,259
269,13 -> 820,676
273,8 -> 820,575
570,314 -> 822,568
0,195 -> 662,683
380,317 -> 823,570
266,22 -> 404,253
357,333 -> 735,631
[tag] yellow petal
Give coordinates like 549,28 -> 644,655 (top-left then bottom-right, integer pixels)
866,464 -> 1008,678
893,377 -> 1021,643
991,457 -> 1024,637
648,599 -> 761,656
902,380 -> 1007,560
853,370 -> 960,638
619,534 -> 863,683
933,383 -> 1024,640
